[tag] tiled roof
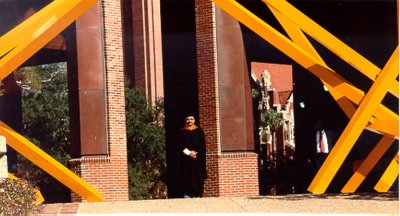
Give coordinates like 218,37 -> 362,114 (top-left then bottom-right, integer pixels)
251,62 -> 293,107
278,90 -> 292,107
251,62 -> 293,92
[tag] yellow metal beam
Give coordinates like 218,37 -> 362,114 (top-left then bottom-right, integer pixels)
374,153 -> 399,192
341,135 -> 395,193
266,2 -> 398,193
0,121 -> 103,202
0,0 -> 97,80
8,173 -> 45,205
266,3 -> 357,119
0,0 -> 67,57
262,0 -> 399,98
210,0 -> 398,138
308,47 -> 398,194
264,0 -> 398,137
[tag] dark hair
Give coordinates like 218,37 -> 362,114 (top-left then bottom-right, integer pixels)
184,112 -> 196,118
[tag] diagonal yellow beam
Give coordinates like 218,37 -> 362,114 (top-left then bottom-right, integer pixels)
8,172 -> 45,205
0,121 -> 103,202
0,0 -> 97,80
210,0 -> 399,138
308,47 -> 399,194
262,0 -> 399,98
0,0 -> 67,57
374,153 -> 399,192
267,5 -> 399,193
341,135 -> 395,193
264,1 -> 398,137
266,2 -> 357,119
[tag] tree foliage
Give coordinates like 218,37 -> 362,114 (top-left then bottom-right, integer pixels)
14,63 -> 167,202
125,86 -> 167,200
17,63 -> 71,202
260,109 -> 284,132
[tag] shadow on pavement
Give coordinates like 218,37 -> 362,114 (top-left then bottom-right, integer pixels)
248,191 -> 399,201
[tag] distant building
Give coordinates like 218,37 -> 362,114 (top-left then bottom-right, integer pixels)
251,62 -> 295,161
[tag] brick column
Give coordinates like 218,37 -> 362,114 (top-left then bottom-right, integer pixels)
195,0 -> 259,197
130,0 -> 164,102
195,0 -> 220,197
70,0 -> 128,202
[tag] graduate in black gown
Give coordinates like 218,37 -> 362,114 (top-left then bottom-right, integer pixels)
177,115 -> 207,198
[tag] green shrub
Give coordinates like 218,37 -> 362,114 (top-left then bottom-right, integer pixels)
125,86 -> 167,200
0,178 -> 38,215
18,63 -> 71,202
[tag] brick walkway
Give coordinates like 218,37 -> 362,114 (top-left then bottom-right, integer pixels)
38,192 -> 399,215
38,203 -> 79,215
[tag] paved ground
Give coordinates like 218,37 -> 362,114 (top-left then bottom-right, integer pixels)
38,192 -> 399,215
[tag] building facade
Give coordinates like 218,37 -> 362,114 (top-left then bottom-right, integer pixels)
1,0 -> 397,202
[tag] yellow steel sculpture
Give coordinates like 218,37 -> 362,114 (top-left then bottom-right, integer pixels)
342,135 -> 395,192
0,0 -> 97,80
374,153 -> 399,192
0,122 -> 102,202
211,0 -> 399,194
0,0 -> 103,201
265,4 -> 398,194
211,0 -> 398,138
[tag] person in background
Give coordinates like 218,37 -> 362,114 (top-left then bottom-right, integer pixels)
314,119 -> 333,169
177,114 -> 207,198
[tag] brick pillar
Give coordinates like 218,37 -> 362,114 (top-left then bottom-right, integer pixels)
131,0 -> 164,102
195,0 -> 259,197
195,0 -> 220,197
69,0 -> 128,202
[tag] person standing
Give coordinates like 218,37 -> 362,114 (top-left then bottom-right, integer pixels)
314,119 -> 333,169
177,114 -> 207,198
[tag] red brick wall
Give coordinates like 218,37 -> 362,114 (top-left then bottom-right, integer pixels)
196,0 -> 259,197
70,0 -> 129,202
218,152 -> 259,196
195,0 -> 220,197
70,157 -> 128,202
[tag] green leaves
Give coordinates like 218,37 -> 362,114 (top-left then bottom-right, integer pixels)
125,86 -> 167,200
260,109 -> 284,132
18,63 -> 71,202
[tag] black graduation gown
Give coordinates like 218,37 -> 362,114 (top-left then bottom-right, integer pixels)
177,127 -> 207,197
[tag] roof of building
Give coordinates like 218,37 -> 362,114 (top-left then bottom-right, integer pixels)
278,90 -> 292,107
251,62 -> 293,92
251,62 -> 293,107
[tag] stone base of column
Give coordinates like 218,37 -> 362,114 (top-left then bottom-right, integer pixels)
204,152 -> 259,197
0,136 -> 7,179
69,156 -> 129,202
